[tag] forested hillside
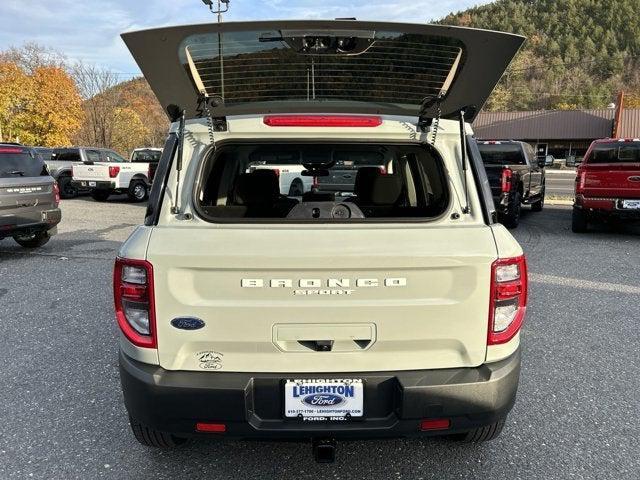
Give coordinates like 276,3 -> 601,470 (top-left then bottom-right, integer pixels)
442,0 -> 640,111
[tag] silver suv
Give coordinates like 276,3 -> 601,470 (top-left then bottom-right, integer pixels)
116,21 -> 526,462
0,144 -> 61,248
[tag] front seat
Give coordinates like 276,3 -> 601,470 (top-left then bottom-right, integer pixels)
232,170 -> 298,217
352,167 -> 403,217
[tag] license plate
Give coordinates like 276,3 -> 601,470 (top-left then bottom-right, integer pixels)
622,200 -> 640,210
284,379 -> 363,420
89,181 -> 97,187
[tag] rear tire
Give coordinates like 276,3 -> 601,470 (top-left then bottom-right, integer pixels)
288,179 -> 304,197
502,192 -> 522,229
129,417 -> 188,448
571,207 -> 588,233
91,190 -> 110,202
450,417 -> 506,443
128,180 -> 148,202
58,175 -> 78,199
14,230 -> 50,249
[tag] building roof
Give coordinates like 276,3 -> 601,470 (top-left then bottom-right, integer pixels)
618,109 -> 640,139
472,109 -> 616,140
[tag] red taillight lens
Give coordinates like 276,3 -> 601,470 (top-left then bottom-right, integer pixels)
109,166 -> 120,178
263,115 -> 382,128
488,255 -> 528,345
53,182 -> 60,206
576,167 -> 586,194
114,258 -> 156,348
501,168 -> 513,193
0,147 -> 24,153
273,168 -> 281,177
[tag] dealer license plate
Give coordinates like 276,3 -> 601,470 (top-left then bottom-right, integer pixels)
284,379 -> 364,420
622,200 -> 640,210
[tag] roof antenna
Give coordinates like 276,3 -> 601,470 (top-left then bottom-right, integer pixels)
201,0 -> 230,23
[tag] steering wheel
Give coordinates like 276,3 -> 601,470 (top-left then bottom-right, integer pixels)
286,202 -> 365,220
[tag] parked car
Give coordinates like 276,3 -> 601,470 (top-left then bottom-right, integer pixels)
246,148 -> 314,196
572,138 -> 640,232
72,148 -> 158,202
0,144 -> 61,248
116,21 -> 527,460
478,140 -> 547,228
314,150 -> 388,195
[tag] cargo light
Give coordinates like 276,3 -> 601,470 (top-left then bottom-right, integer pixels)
420,419 -> 451,431
501,168 -> 513,193
488,255 -> 528,345
263,115 -> 382,128
196,422 -> 226,433
109,166 -> 120,178
113,258 -> 156,348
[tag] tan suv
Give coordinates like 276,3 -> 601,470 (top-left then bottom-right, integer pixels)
114,21 -> 527,462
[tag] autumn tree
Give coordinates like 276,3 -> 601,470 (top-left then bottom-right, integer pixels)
0,61 -> 31,143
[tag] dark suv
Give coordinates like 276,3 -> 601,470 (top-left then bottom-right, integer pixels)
478,141 -> 547,228
0,144 -> 61,248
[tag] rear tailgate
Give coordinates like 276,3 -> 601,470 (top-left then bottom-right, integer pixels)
72,163 -> 111,181
583,163 -> 640,199
0,177 -> 56,226
147,225 -> 498,373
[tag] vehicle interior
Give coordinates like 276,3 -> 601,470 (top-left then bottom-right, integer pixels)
195,143 -> 449,221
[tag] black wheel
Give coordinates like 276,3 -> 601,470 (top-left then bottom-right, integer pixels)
129,417 -> 188,448
128,180 -> 148,202
571,207 -> 588,233
530,187 -> 545,212
458,417 -> 506,442
13,231 -> 50,249
91,190 -> 110,202
288,179 -> 304,197
57,175 -> 78,199
502,192 -> 522,229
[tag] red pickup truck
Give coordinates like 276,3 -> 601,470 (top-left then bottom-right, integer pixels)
573,138 -> 640,232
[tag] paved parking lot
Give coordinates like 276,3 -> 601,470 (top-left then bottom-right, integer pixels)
1,198 -> 638,479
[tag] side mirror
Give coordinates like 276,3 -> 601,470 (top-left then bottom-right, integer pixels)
545,155 -> 554,167
566,156 -> 576,167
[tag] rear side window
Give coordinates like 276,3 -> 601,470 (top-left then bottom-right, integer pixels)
0,147 -> 48,178
195,143 -> 449,222
132,150 -> 162,163
588,142 -> 640,164
52,149 -> 81,162
478,143 -> 527,166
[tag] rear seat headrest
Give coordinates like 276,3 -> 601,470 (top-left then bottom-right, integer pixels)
354,167 -> 402,205
233,169 -> 280,205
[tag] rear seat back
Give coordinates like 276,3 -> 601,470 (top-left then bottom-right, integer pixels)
352,167 -> 403,217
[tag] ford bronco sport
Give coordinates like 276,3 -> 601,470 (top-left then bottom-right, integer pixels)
573,138 -> 640,232
115,21 -> 527,461
0,144 -> 61,248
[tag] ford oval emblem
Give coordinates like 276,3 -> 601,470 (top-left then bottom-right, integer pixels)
171,317 -> 205,330
302,394 -> 345,407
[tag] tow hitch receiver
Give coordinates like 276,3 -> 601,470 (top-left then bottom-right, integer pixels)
312,438 -> 336,463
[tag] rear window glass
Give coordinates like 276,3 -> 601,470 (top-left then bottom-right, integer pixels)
52,149 -> 81,162
588,142 -> 640,163
195,143 -> 449,222
478,144 -> 527,166
132,150 -> 162,163
0,148 -> 48,178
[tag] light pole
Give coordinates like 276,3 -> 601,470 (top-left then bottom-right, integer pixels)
201,0 -> 230,23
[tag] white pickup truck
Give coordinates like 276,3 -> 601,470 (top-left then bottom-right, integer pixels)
72,148 -> 160,202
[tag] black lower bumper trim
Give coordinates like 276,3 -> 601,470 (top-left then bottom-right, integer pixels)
120,349 -> 521,439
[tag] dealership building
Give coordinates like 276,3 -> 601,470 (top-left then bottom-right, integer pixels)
472,108 -> 640,160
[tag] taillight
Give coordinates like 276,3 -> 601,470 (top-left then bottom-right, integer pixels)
114,258 -> 156,348
576,167 -> 586,194
53,182 -> 60,206
501,168 -> 513,193
263,115 -> 382,127
109,166 -> 120,178
488,255 -> 528,345
272,169 -> 281,177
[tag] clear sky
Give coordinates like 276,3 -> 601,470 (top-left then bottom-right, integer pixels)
1,0 -> 491,76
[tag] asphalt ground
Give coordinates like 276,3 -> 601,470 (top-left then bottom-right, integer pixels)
0,197 -> 638,479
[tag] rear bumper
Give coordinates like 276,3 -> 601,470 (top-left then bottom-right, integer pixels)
72,180 -> 115,190
120,349 -> 521,440
0,208 -> 61,238
575,195 -> 640,218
